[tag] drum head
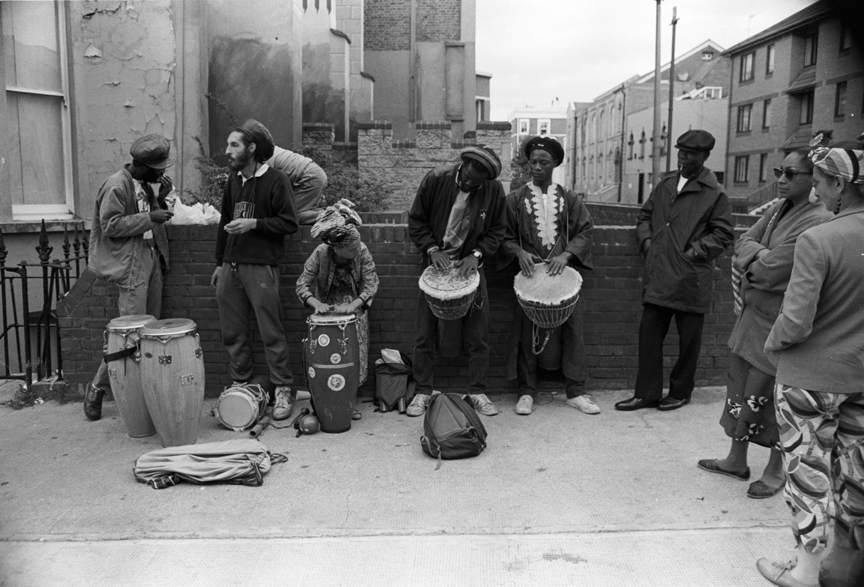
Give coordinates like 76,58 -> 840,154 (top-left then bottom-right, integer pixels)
218,392 -> 258,429
514,264 -> 582,305
140,318 -> 197,338
308,313 -> 357,326
418,265 -> 480,301
106,314 -> 156,331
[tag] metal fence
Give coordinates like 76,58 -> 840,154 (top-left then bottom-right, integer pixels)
0,221 -> 88,391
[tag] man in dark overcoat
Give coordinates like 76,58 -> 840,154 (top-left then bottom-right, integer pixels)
616,130 -> 734,412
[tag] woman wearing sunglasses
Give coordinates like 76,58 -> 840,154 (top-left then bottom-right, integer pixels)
698,147 -> 831,502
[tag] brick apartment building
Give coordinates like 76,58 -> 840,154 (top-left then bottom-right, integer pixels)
508,103 -> 568,185
724,0 -> 864,205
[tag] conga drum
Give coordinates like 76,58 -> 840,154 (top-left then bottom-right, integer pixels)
139,318 -> 205,447
215,383 -> 269,432
513,263 -> 582,360
418,265 -> 479,320
104,314 -> 156,437
304,313 -> 359,433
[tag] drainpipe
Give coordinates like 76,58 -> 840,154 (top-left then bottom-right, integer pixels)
409,0 -> 416,123
618,86 -> 626,202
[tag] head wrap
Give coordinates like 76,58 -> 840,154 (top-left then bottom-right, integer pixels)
311,199 -> 362,248
809,143 -> 864,185
460,144 -> 501,180
233,119 -> 275,162
524,136 -> 564,166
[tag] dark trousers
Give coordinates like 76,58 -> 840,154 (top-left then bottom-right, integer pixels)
413,272 -> 489,394
216,263 -> 293,386
634,303 -> 704,402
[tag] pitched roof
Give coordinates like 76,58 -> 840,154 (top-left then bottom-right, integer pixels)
724,1 -> 833,55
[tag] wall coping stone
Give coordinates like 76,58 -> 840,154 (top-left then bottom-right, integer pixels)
357,121 -> 392,130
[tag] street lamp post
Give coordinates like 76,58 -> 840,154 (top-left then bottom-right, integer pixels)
651,0 -> 663,185
666,7 -> 679,173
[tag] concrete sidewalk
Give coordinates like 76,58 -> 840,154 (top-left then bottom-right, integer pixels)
0,384 -> 789,586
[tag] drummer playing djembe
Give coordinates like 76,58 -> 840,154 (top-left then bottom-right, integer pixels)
498,136 -> 598,416
296,200 -> 380,385
406,145 -> 507,417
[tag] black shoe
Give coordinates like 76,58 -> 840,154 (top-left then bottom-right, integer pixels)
83,384 -> 105,421
657,396 -> 690,411
614,396 -> 660,411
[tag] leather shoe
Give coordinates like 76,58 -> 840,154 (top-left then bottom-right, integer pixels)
657,396 -> 690,411
614,396 -> 659,411
83,384 -> 105,421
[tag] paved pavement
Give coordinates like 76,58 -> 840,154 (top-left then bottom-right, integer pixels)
0,382 -> 790,586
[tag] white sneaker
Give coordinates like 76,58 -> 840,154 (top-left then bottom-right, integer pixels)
406,393 -> 430,417
273,386 -> 293,420
515,395 -> 534,415
470,394 -> 499,416
567,394 -> 601,415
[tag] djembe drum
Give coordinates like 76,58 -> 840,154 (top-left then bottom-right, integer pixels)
139,318 -> 206,447
304,313 -> 359,433
104,314 -> 156,438
215,383 -> 269,432
513,263 -> 583,362
418,265 -> 480,320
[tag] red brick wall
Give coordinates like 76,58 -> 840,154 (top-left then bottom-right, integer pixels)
58,224 -> 736,398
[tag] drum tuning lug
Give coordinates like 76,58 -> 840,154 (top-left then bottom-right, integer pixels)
180,374 -> 195,385
159,354 -> 172,365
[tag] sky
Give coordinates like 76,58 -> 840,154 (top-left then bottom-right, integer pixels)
476,0 -> 818,120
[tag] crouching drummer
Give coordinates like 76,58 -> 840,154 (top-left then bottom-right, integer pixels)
406,145 -> 507,417
296,200 -> 379,384
498,136 -> 597,416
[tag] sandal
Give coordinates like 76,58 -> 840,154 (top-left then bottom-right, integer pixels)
747,479 -> 784,499
352,409 -> 362,421
756,558 -> 817,587
696,459 -> 750,481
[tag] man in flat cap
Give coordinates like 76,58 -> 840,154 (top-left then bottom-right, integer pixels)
406,145 -> 507,417
267,145 -> 328,225
498,136 -> 597,416
84,134 -> 175,420
211,119 -> 299,420
616,129 -> 734,412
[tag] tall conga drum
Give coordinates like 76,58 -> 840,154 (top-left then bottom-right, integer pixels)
513,263 -> 582,364
139,319 -> 205,447
104,314 -> 156,437
304,313 -> 359,433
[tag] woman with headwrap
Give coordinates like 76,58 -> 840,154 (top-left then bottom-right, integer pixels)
296,200 -> 380,384
756,138 -> 864,587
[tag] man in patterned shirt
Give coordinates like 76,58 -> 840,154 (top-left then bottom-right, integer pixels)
498,136 -> 598,416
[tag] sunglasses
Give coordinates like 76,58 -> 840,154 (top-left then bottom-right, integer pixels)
773,167 -> 812,180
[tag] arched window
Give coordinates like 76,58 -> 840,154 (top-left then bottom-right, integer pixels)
639,130 -> 646,159
628,132 -> 635,160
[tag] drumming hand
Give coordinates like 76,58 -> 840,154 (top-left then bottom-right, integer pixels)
309,299 -> 331,314
517,250 -> 539,276
211,266 -> 222,287
224,218 -> 257,234
547,253 -> 572,276
429,250 -> 451,270
454,254 -> 478,278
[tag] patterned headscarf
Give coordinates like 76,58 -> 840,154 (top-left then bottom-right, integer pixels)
311,199 -> 362,248
810,143 -> 864,185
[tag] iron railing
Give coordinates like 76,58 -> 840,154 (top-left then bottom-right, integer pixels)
0,220 -> 87,391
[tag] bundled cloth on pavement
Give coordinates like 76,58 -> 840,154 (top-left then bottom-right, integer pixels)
133,439 -> 287,490
375,350 -> 415,411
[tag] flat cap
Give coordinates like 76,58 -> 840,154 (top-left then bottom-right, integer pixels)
524,136 -> 564,167
234,119 -> 275,162
130,135 -> 174,169
675,129 -> 715,152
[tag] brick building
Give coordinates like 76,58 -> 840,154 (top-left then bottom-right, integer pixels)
568,40 -> 729,204
508,103 -> 568,185
724,0 -> 864,205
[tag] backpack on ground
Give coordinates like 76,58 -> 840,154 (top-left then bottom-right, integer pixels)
420,393 -> 488,467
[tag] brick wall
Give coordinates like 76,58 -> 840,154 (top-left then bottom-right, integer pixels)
58,224 -> 736,398
358,120 -> 512,211
585,202 -> 641,227
364,0 -> 410,51
417,0 -> 461,41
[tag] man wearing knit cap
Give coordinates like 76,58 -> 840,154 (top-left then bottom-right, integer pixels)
617,129 -> 734,412
498,136 -> 598,416
406,144 -> 507,417
211,119 -> 299,420
83,134 -> 175,421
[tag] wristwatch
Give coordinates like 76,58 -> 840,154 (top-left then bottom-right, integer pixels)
472,250 -> 482,260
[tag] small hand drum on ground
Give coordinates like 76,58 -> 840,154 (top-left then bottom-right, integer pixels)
514,263 -> 582,355
215,383 -> 269,432
418,265 -> 480,320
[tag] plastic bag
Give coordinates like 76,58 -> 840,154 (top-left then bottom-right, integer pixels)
169,200 -> 221,225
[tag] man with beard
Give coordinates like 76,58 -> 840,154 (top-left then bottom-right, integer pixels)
211,119 -> 299,420
616,130 -> 734,412
84,135 -> 175,421
498,136 -> 597,416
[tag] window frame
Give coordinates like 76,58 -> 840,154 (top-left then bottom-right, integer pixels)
835,81 -> 847,118
3,0 -> 75,221
537,119 -> 551,137
758,153 -> 769,183
736,103 -> 753,133
803,32 -> 818,67
762,99 -> 771,129
734,155 -> 749,183
518,118 -> 529,134
766,44 -> 775,75
840,23 -> 852,52
800,91 -> 814,125
739,52 -> 755,82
